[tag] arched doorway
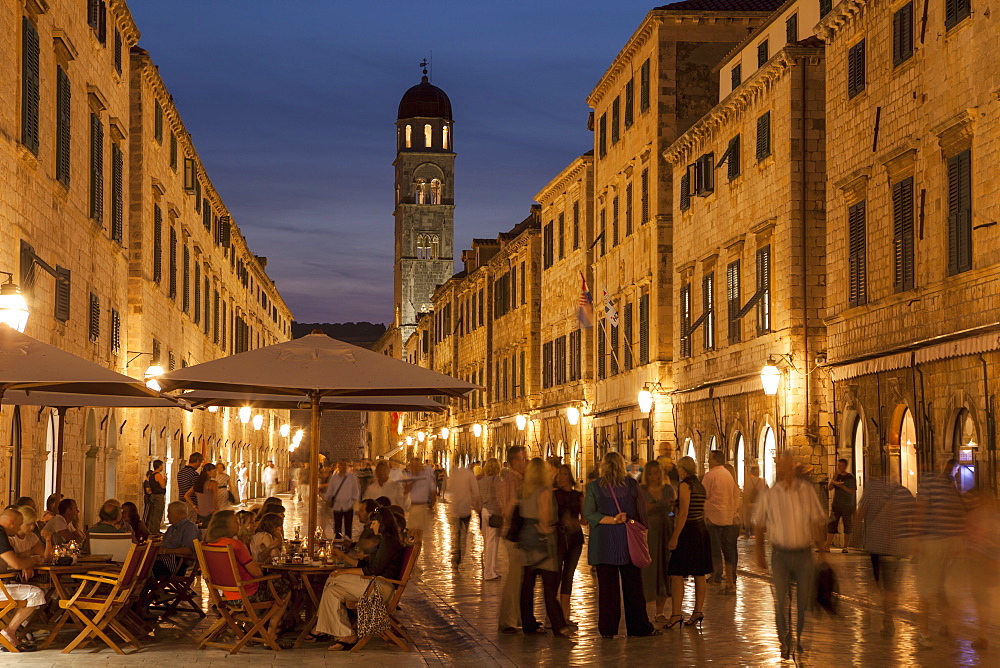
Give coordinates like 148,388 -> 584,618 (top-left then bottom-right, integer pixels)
760,425 -> 776,486
734,433 -> 746,488
889,407 -> 918,494
44,410 -> 58,500
851,416 -> 865,500
571,440 -> 581,481
953,408 -> 978,493
683,438 -> 696,461
105,412 -> 119,500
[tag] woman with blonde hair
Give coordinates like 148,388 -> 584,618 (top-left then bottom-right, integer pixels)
478,458 -> 503,580
665,455 -> 712,629
584,451 -> 658,639
518,457 -> 570,637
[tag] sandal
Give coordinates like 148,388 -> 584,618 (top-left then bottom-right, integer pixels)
328,640 -> 357,651
0,642 -> 38,653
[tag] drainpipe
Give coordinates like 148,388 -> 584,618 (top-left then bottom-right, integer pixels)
799,54 -> 812,462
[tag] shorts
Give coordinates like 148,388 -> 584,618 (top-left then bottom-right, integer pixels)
827,506 -> 854,534
916,536 -> 960,600
0,583 -> 46,607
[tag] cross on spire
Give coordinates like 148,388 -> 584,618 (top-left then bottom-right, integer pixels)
419,59 -> 429,77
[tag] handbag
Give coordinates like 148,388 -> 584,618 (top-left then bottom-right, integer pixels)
504,503 -> 524,542
356,578 -> 390,638
488,511 -> 504,529
609,482 -> 652,569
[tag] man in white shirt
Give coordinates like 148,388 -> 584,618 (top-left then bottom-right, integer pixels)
703,449 -> 742,591
403,457 -> 436,541
447,465 -> 482,566
363,461 -> 403,507
754,452 -> 827,661
262,461 -> 280,499
237,462 -> 250,504
323,460 -> 360,540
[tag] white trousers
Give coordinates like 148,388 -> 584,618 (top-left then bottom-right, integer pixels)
481,509 -> 501,580
265,483 -> 279,499
0,583 -> 45,607
314,573 -> 391,638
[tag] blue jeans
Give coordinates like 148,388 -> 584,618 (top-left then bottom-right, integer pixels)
771,547 -> 816,653
452,514 -> 471,562
706,521 -> 739,583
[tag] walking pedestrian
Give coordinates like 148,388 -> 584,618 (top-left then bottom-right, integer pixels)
262,460 -> 280,499
324,460 -> 360,540
856,475 -> 916,637
479,458 -> 503,581
826,458 -> 857,553
177,453 -> 204,521
498,446 -> 527,634
215,462 -> 234,512
584,451 -> 659,639
914,458 -> 966,648
640,460 -> 675,622
553,464 -> 584,627
356,459 -> 373,498
402,457 -> 437,542
364,460 -> 404,506
666,456 -> 712,629
448,463 -> 481,566
703,450 -> 741,592
143,459 -> 167,534
517,458 -> 571,637
187,463 -> 218,526
753,452 -> 828,661
964,489 -> 1000,650
742,465 -> 767,538
237,461 -> 250,503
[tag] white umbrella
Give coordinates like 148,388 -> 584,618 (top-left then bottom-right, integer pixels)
157,331 -> 476,553
178,389 -> 446,413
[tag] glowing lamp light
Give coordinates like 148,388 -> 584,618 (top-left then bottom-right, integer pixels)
207,406 -> 219,413
472,423 -> 482,438
440,427 -> 450,440
0,279 -> 29,333
515,415 -> 527,431
279,424 -> 290,438
238,407 -> 252,424
417,431 -> 426,443
760,365 -> 782,396
405,436 -> 413,446
252,414 -> 264,430
144,365 -> 165,392
396,419 -> 404,435
638,390 -> 654,414
566,407 -> 580,426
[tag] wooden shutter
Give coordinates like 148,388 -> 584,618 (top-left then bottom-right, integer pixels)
169,133 -> 177,168
848,40 -> 866,99
640,59 -> 650,112
756,245 -> 772,333
820,0 -> 832,17
543,341 -> 552,388
610,323 -> 619,375
88,0 -> 101,28
703,273 -> 715,351
90,114 -> 104,223
727,260 -> 741,343
597,326 -> 606,379
786,13 -> 798,43
519,351 -> 525,397
680,284 -> 691,358
182,246 -> 190,312
757,40 -> 769,67
727,134 -> 741,180
599,113 -> 607,157
21,17 -> 40,155
756,112 -> 771,161
945,0 -> 971,29
848,202 -> 867,306
947,150 -> 972,275
639,293 -> 649,365
612,196 -> 619,245
573,201 -> 580,248
694,153 -> 714,195
624,302 -> 633,370
731,64 -> 741,90
89,293 -> 100,341
56,67 -> 72,185
611,96 -> 620,144
558,213 -> 565,259
110,308 -> 120,355
893,3 -> 914,66
204,277 -> 211,334
154,101 -> 163,143
624,78 -> 634,128
219,215 -> 232,247
680,172 -> 691,211
168,227 -> 177,298
152,204 -> 163,283
892,177 -> 915,291
194,263 -> 201,323
55,267 -> 71,322
113,28 -> 122,73
203,200 -> 212,231
111,145 -> 123,243
625,183 -> 633,236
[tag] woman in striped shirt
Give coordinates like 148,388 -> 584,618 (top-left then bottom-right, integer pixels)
666,455 -> 712,628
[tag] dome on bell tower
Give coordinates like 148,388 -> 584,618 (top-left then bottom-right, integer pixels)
397,75 -> 453,121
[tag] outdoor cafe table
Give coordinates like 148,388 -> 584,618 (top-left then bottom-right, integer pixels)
35,558 -> 114,649
263,562 -> 346,648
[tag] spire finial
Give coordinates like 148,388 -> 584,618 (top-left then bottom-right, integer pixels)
419,58 -> 429,81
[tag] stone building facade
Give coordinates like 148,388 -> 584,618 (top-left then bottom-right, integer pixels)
664,0 -> 828,485
0,0 -> 292,519
819,0 -> 1000,496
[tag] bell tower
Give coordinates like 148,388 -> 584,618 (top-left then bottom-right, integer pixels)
393,65 -> 455,346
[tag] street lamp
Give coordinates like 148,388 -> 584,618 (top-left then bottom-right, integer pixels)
566,406 -> 580,426
417,431 -> 426,442
252,414 -> 264,430
440,426 -> 450,440
405,436 -> 413,446
0,274 -> 29,333
279,424 -> 290,438
144,365 -> 164,392
472,423 -> 482,437
638,390 -> 654,413
207,405 -> 219,413
238,406 -> 252,424
515,414 -> 527,431
760,364 -> 781,396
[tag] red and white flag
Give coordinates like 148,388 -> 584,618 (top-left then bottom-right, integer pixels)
578,272 -> 594,328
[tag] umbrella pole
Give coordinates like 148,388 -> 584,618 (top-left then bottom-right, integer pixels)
308,391 -> 320,557
54,407 -> 68,495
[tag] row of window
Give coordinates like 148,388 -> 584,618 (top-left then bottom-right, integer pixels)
596,294 -> 650,378
401,123 -> 451,151
595,169 -> 651,256
492,262 -> 527,321
494,351 -> 526,402
847,150 -> 970,307
679,113 -> 771,212
542,200 -> 581,269
415,234 -> 441,260
598,58 -> 651,158
541,330 -> 584,389
679,246 -> 771,358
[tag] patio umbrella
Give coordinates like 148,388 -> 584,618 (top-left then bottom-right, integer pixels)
157,331 -> 477,553
178,389 -> 446,413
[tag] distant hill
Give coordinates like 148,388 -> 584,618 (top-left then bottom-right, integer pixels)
291,322 -> 387,349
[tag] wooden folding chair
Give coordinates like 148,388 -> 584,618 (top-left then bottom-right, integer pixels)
55,540 -> 150,655
148,555 -> 205,618
88,533 -> 135,563
352,541 -> 421,653
0,573 -> 28,652
193,539 -> 288,655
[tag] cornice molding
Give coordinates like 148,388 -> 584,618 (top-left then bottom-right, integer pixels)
534,153 -> 593,203
587,14 -> 659,107
816,0 -> 867,43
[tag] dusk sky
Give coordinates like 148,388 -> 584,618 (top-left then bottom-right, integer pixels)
128,1 -> 657,324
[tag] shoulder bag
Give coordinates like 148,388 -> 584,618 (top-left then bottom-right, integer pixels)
356,578 -> 390,639
610,482 -> 652,568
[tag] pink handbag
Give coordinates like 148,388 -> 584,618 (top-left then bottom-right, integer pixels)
609,482 -> 652,568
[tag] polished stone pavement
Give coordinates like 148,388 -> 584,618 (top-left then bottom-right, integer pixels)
16,491 -> 997,666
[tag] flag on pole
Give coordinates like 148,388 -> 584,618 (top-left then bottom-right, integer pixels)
603,289 -> 619,327
578,272 -> 594,328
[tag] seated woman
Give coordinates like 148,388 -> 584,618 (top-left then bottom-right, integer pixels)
203,510 -> 290,644
121,501 -> 150,543
256,503 -> 285,521
316,508 -> 406,651
351,500 -> 380,557
12,506 -> 52,563
249,513 -> 284,563
235,510 -> 256,546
